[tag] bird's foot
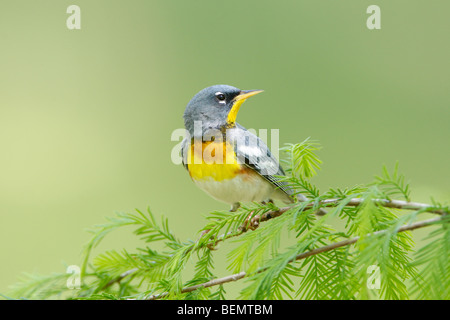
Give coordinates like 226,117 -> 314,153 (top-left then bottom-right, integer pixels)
239,211 -> 260,232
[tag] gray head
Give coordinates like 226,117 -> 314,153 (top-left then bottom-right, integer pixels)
183,85 -> 263,136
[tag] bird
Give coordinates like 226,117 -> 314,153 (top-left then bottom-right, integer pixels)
180,84 -> 308,213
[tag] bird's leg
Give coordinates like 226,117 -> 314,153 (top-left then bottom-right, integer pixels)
230,202 -> 241,212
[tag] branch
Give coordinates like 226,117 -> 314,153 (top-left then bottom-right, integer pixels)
102,198 -> 447,292
103,268 -> 139,290
204,198 -> 446,249
145,272 -> 247,300
318,198 -> 447,215
146,215 -> 443,300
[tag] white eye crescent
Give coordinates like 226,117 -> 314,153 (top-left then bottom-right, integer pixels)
215,92 -> 226,103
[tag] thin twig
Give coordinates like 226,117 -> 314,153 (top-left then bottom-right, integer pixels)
145,272 -> 247,300
146,215 -> 443,300
103,268 -> 139,289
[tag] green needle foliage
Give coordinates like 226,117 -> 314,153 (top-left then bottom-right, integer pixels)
7,140 -> 449,300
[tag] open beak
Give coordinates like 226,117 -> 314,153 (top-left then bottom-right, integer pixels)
227,89 -> 263,124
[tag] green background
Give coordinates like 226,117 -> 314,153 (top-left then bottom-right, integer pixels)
0,1 -> 449,295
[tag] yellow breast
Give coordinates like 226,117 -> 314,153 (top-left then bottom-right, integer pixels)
187,141 -> 242,181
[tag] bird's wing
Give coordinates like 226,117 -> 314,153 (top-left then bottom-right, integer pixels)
229,125 -> 294,200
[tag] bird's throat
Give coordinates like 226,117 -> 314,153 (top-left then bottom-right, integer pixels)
227,99 -> 246,125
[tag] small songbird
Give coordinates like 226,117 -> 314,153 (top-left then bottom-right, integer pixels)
181,85 -> 307,212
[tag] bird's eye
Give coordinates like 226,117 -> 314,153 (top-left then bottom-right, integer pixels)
215,92 -> 226,102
